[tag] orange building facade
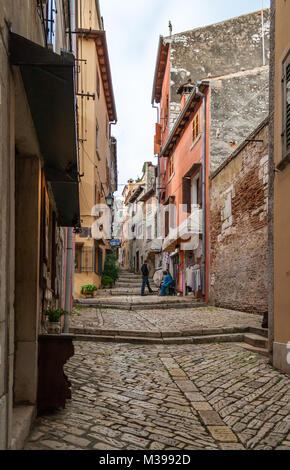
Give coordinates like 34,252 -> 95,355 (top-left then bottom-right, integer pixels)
155,76 -> 210,300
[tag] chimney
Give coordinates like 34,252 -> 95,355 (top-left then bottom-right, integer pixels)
177,79 -> 194,111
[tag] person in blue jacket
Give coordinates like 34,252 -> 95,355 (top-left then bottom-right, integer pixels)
160,271 -> 174,296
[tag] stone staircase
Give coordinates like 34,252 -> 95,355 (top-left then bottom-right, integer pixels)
239,326 -> 269,357
73,269 -> 269,356
75,269 -> 207,309
70,324 -> 269,355
102,270 -> 152,296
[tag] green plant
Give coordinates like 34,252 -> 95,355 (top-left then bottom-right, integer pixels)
43,308 -> 67,322
102,251 -> 120,282
80,284 -> 98,295
101,275 -> 114,287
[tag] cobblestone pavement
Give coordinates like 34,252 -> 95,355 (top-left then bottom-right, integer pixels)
70,306 -> 262,333
24,341 -> 290,451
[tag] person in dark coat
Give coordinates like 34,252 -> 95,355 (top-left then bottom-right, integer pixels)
141,259 -> 153,296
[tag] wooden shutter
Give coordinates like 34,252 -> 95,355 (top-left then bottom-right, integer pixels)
165,210 -> 169,237
285,58 -> 290,154
197,167 -> 203,206
182,177 -> 191,213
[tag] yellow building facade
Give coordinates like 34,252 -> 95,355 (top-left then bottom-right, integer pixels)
74,1 -> 117,297
270,0 -> 290,375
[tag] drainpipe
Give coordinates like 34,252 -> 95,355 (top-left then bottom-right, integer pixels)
152,102 -> 160,240
63,0 -> 77,333
196,83 -> 207,298
64,227 -> 73,333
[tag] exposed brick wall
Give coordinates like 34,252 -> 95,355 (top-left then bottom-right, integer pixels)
210,122 -> 269,315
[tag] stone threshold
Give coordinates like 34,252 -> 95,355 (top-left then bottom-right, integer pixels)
70,328 -> 268,354
10,405 -> 36,450
69,325 -> 251,338
71,332 -> 245,345
74,300 -> 207,310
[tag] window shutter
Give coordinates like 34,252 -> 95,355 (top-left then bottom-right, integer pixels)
286,60 -> 290,153
165,210 -> 169,237
197,167 -> 202,206
182,177 -> 191,213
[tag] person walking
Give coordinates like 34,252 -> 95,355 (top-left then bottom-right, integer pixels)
141,259 -> 154,296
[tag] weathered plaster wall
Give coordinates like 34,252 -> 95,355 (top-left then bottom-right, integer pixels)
209,66 -> 269,174
210,122 -> 269,314
0,0 -> 73,449
169,9 -> 270,105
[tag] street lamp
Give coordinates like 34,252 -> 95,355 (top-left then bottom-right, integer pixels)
105,193 -> 114,208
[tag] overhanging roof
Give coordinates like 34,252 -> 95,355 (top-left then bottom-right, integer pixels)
77,29 -> 117,122
110,137 -> 118,192
9,32 -> 80,227
128,185 -> 145,203
160,82 -> 208,158
151,36 -> 169,104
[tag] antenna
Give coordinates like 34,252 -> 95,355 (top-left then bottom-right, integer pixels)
261,0 -> 266,66
168,20 -> 172,37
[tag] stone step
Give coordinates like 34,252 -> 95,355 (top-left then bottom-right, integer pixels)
74,298 -> 207,310
72,332 -> 245,345
69,326 -> 249,339
118,273 -> 141,278
116,280 -> 141,286
244,333 -> 268,349
98,289 -> 158,296
248,326 -> 268,338
237,342 -> 269,357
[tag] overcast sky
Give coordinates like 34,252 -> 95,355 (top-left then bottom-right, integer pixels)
99,0 -> 270,196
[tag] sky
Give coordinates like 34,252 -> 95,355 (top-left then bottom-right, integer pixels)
99,0 -> 271,197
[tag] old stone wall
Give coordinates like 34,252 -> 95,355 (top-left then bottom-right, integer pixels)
209,66 -> 269,175
210,121 -> 269,314
169,9 -> 270,105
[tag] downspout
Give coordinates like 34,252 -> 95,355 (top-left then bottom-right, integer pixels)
152,102 -> 160,240
64,227 -> 73,333
268,0 -> 275,361
196,83 -> 207,298
63,0 -> 77,333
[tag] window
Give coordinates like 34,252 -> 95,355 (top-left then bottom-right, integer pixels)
97,248 -> 103,275
182,177 -> 191,214
96,122 -> 99,150
74,245 -> 96,273
147,225 -> 152,241
163,95 -> 169,132
46,0 -> 56,51
281,52 -> 290,168
169,155 -> 174,177
74,244 -> 82,273
106,117 -> 109,138
192,111 -> 201,144
96,68 -> 100,98
191,173 -> 200,207
79,227 -> 92,238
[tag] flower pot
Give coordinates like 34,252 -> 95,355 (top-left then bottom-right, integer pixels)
83,290 -> 96,298
47,322 -> 62,334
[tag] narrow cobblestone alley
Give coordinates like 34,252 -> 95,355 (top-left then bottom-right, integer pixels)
24,303 -> 290,451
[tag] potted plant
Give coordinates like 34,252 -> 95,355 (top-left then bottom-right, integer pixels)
43,308 -> 67,334
101,275 -> 114,289
80,284 -> 98,298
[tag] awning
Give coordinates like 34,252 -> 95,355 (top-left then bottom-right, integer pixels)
162,210 -> 202,251
9,32 -> 80,227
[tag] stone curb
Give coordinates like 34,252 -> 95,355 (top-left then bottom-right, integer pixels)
69,326 -> 250,339
71,332 -> 246,345
74,301 -> 207,310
